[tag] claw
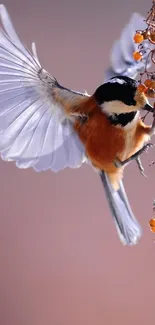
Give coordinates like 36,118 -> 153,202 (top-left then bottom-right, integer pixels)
140,169 -> 148,177
149,161 -> 155,166
114,143 -> 154,170
136,157 -> 147,177
132,143 -> 154,158
141,143 -> 154,152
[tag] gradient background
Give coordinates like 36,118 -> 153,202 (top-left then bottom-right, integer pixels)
0,0 -> 155,324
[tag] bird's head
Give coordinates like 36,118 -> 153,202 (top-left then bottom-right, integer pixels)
94,76 -> 153,116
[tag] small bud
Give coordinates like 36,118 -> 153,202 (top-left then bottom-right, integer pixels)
150,31 -> 155,42
142,30 -> 150,39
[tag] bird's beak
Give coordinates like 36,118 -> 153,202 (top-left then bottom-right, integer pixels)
143,103 -> 154,112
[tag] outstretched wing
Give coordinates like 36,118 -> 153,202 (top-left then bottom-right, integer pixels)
104,12 -> 152,81
0,4 -> 88,172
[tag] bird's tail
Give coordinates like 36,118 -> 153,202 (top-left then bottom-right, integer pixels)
100,171 -> 142,246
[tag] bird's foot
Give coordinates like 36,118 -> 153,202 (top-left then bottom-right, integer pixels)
114,143 -> 154,175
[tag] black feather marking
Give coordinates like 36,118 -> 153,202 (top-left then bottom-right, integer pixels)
108,111 -> 137,127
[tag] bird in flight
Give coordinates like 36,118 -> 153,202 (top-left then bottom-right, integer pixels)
0,4 -> 154,246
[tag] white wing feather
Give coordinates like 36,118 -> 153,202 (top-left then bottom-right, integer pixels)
0,4 -> 86,172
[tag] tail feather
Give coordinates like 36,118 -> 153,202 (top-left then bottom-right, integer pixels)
100,171 -> 142,246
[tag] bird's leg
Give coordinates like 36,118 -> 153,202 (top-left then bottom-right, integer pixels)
114,143 -> 154,169
141,111 -> 149,122
115,155 -> 146,176
114,111 -> 155,171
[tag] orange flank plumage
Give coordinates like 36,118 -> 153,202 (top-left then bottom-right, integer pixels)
133,119 -> 151,153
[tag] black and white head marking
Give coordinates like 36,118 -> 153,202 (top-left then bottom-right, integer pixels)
94,76 -> 140,127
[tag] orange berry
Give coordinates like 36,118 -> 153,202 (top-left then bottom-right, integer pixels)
149,218 -> 155,227
144,79 -> 153,87
133,33 -> 144,43
149,80 -> 155,89
149,218 -> 155,232
137,84 -> 148,93
133,51 -> 142,61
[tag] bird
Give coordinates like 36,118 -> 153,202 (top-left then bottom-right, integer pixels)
0,4 -> 154,246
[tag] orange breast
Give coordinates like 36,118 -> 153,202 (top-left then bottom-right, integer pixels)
74,107 -> 126,173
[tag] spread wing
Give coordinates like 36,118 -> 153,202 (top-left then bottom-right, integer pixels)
0,4 -> 88,172
104,12 -> 152,81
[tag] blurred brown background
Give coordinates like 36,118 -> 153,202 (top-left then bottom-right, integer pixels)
0,0 -> 155,324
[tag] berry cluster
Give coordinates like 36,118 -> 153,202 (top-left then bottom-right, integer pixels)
133,0 -> 155,99
133,30 -> 155,61
133,1 -> 155,236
